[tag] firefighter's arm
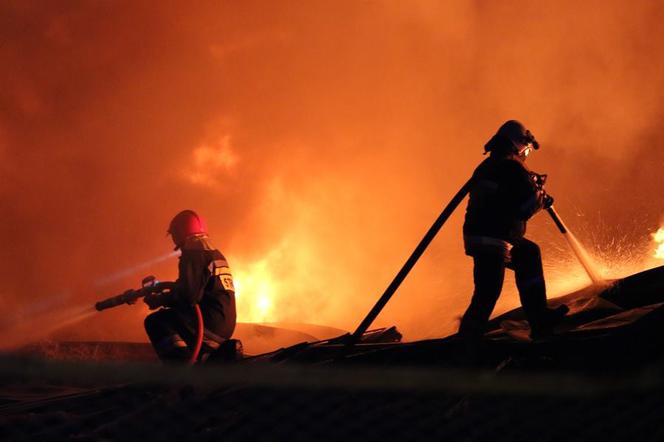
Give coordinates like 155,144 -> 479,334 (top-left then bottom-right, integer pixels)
503,160 -> 545,220
143,281 -> 177,310
170,251 -> 208,305
210,255 -> 235,293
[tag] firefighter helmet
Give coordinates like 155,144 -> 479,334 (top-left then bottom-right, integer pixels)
484,120 -> 539,155
168,210 -> 207,249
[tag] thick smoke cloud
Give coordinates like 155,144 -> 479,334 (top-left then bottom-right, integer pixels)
1,1 -> 662,342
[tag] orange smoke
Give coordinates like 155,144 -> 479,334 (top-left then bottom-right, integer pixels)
186,135 -> 239,188
1,1 -> 663,344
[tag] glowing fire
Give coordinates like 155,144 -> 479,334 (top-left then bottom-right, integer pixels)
233,259 -> 276,323
228,231 -> 333,326
654,228 -> 664,259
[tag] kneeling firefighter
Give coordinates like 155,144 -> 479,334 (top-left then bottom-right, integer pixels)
460,120 -> 568,343
144,210 -> 238,363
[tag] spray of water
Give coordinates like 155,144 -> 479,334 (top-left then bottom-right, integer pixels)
560,230 -> 604,284
0,305 -> 97,351
94,251 -> 180,287
0,250 -> 186,350
547,207 -> 604,285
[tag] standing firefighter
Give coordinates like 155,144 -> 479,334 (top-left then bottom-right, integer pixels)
144,210 -> 237,363
460,120 -> 568,345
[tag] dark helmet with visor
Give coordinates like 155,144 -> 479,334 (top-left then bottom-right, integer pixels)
484,120 -> 539,157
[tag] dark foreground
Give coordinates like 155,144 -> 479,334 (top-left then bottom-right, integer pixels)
1,357 -> 664,441
2,266 -> 663,441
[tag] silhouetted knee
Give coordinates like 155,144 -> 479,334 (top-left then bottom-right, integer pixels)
143,310 -> 190,362
511,239 -> 541,266
144,311 -> 160,334
144,309 -> 172,344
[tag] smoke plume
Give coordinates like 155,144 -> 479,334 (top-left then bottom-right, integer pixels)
1,0 -> 662,342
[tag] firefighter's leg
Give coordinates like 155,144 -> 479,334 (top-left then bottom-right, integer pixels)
511,238 -> 568,336
511,238 -> 548,323
194,329 -> 225,363
459,254 -> 506,339
144,309 -> 192,362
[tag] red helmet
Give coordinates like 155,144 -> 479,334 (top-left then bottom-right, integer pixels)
167,210 -> 207,249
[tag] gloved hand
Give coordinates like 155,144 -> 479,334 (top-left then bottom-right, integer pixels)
144,293 -> 168,310
543,193 -> 554,209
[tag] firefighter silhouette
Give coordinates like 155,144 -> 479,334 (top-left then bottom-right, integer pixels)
460,120 -> 568,344
143,210 -> 237,362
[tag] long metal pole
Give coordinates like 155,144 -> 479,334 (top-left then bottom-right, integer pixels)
346,179 -> 473,346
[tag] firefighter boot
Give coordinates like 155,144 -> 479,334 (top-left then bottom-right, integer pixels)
530,304 -> 569,339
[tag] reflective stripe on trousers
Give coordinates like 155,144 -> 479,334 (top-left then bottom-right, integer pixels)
464,235 -> 513,260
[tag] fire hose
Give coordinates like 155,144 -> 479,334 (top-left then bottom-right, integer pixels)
347,178 -> 473,346
190,304 -> 204,365
95,276 -> 204,364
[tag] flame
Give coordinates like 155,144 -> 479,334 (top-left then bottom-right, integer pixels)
233,259 -> 276,323
654,228 -> 664,259
229,231 -> 336,326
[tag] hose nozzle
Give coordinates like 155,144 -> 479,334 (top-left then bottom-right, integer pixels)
95,289 -> 141,311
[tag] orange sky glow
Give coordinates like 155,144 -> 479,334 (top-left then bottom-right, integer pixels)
0,1 -> 662,345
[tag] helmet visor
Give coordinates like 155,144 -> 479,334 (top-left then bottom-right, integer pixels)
518,142 -> 534,158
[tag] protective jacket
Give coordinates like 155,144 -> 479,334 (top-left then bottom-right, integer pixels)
463,153 -> 544,257
166,234 -> 237,340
